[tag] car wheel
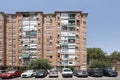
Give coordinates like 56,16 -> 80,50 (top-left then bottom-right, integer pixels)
11,76 -> 14,79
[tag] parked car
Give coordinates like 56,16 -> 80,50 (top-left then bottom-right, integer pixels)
21,70 -> 35,78
73,70 -> 88,77
49,69 -> 58,78
0,70 -> 23,79
88,69 -> 103,77
34,70 -> 48,78
62,68 -> 73,77
102,68 -> 118,77
0,70 -> 7,78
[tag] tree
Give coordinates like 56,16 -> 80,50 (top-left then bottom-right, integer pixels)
67,66 -> 74,71
29,58 -> 52,70
87,48 -> 112,68
87,48 -> 106,65
109,51 -> 120,69
110,51 -> 120,63
90,60 -> 111,68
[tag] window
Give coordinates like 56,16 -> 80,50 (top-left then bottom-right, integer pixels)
61,25 -> 67,31
50,42 -> 52,44
58,53 -> 60,57
38,29 -> 40,32
76,34 -> 79,39
69,20 -> 75,25
69,14 -> 75,19
57,41 -> 59,43
50,36 -> 52,39
77,20 -> 80,25
19,29 -> 22,31
64,54 -> 68,58
50,56 -> 52,58
57,34 -> 60,38
50,19 -> 52,23
24,45 -> 28,47
36,17 -> 39,20
46,27 -> 52,30
57,17 -> 60,21
83,21 -> 86,24
57,22 -> 60,26
68,39 -> 75,43
69,62 -> 73,64
68,27 -> 75,31
62,46 -> 68,49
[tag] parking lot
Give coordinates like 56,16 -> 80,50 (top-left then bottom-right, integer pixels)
1,73 -> 120,80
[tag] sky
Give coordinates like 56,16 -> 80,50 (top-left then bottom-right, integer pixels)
0,0 -> 120,54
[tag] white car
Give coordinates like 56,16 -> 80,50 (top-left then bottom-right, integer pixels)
49,69 -> 58,77
21,70 -> 35,78
62,68 -> 73,77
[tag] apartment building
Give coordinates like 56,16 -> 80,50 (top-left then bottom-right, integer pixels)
0,12 -> 6,67
0,11 -> 88,70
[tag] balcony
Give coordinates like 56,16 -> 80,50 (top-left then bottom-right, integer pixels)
68,44 -> 75,49
68,24 -> 75,27
67,27 -> 75,32
22,54 -> 30,59
68,14 -> 75,20
68,17 -> 75,20
23,17 -> 29,21
62,58 -> 69,61
68,32 -> 75,36
68,36 -> 75,39
61,49 -> 68,53
68,49 -> 75,54
56,44 -> 60,47
61,43 -> 68,46
61,32 -> 68,36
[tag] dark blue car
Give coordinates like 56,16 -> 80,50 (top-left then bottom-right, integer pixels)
102,68 -> 118,77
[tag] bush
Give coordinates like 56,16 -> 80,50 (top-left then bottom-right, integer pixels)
29,58 -> 52,70
19,66 -> 28,71
67,66 -> 74,71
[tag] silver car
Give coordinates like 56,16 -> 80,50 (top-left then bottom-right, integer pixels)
62,68 -> 73,77
49,69 -> 58,77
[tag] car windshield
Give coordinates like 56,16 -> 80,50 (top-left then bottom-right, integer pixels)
50,69 -> 57,72
108,69 -> 115,72
64,69 -> 71,72
25,70 -> 33,73
36,70 -> 44,73
95,70 -> 102,73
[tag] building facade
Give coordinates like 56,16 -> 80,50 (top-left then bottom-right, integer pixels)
0,11 -> 88,70
0,12 -> 6,67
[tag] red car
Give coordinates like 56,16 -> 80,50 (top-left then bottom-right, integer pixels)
0,70 -> 7,77
0,70 -> 23,79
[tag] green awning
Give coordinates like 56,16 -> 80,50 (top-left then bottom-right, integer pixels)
22,54 -> 30,59
30,31 -> 36,36
68,36 -> 75,39
61,43 -> 68,46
